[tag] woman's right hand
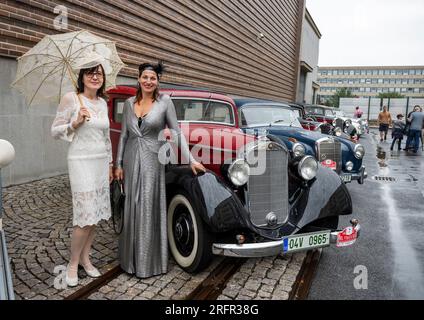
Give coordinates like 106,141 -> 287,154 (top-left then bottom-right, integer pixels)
73,107 -> 91,129
115,168 -> 124,181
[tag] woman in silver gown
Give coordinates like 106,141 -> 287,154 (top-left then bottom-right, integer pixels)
114,63 -> 205,278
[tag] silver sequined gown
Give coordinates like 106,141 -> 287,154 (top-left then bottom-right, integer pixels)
116,94 -> 193,278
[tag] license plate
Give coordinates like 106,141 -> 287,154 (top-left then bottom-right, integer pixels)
341,174 -> 352,183
283,231 -> 331,253
321,159 -> 337,170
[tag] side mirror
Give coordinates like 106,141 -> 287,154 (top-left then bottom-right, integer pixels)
0,140 -> 15,169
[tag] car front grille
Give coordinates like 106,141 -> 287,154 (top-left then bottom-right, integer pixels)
316,138 -> 342,173
246,142 -> 289,227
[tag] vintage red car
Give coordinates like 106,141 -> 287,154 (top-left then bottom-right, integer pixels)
107,86 -> 360,272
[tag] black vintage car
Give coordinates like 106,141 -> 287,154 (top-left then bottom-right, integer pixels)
108,87 -> 361,272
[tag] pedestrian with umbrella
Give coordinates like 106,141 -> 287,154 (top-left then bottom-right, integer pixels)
12,30 -> 125,287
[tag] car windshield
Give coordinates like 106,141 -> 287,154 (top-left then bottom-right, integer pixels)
325,109 -> 335,116
240,106 -> 302,128
305,107 -> 325,115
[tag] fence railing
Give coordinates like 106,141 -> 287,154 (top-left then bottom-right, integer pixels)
339,97 -> 424,121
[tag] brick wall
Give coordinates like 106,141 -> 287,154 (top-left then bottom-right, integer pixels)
1,0 -> 304,101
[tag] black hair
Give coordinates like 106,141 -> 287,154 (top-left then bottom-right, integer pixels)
77,64 -> 108,100
135,62 -> 164,104
397,114 -> 403,119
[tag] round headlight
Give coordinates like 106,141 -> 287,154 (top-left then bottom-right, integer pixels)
346,161 -> 354,171
354,144 -> 365,159
228,159 -> 250,186
292,143 -> 306,158
334,127 -> 342,137
298,156 -> 318,181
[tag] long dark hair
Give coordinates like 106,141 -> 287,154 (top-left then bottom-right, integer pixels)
77,64 -> 108,100
135,62 -> 164,104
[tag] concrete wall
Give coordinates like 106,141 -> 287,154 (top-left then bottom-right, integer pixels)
0,56 -> 135,187
298,12 -> 320,104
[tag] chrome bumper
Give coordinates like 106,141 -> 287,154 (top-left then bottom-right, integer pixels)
341,166 -> 367,184
212,220 -> 361,258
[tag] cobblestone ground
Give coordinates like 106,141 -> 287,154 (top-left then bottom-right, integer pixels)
2,175 -> 306,300
218,253 -> 305,300
2,175 -> 118,300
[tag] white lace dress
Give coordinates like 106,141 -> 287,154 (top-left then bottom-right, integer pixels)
51,92 -> 112,228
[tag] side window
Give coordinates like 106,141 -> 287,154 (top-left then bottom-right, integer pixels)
207,102 -> 233,124
113,99 -> 126,123
173,99 -> 205,121
172,99 -> 234,124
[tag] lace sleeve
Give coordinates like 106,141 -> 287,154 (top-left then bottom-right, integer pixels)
165,96 -> 195,164
51,92 -> 78,142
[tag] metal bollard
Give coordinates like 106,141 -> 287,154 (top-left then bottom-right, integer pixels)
0,140 -> 15,300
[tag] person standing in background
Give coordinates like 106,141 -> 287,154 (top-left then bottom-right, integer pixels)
405,106 -> 424,153
378,106 -> 392,142
390,114 -> 405,151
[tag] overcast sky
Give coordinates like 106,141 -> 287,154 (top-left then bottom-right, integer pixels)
306,0 -> 424,67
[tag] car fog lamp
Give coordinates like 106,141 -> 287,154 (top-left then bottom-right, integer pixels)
228,159 -> 250,186
354,144 -> 365,159
334,127 -> 342,137
298,156 -> 318,181
292,143 -> 306,158
346,161 -> 354,171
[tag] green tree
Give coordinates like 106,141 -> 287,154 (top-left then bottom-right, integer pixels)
327,87 -> 354,108
377,92 -> 405,99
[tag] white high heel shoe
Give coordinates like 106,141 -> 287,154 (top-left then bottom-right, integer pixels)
79,263 -> 101,278
65,265 -> 79,287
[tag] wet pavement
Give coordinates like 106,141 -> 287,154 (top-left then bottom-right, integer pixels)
308,129 -> 424,300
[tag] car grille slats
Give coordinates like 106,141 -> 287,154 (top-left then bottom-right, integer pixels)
247,145 -> 288,227
316,138 -> 342,173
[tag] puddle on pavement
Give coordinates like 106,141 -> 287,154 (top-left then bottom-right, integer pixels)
376,146 -> 388,168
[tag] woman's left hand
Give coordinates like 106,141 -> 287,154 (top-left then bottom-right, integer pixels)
109,166 -> 114,184
191,161 -> 206,175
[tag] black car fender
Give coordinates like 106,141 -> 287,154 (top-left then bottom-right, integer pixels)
165,166 -> 250,233
292,165 -> 352,229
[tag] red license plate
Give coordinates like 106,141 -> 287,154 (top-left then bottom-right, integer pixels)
337,227 -> 358,247
321,159 -> 337,170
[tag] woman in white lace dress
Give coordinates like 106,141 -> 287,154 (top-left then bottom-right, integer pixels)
51,62 -> 113,287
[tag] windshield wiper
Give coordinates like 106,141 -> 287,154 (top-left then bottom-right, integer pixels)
273,119 -> 286,124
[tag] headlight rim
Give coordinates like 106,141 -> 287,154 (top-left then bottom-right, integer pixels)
292,142 -> 306,158
298,155 -> 318,181
227,158 -> 250,187
354,144 -> 365,159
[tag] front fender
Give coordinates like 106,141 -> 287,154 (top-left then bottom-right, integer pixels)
165,166 -> 250,233
293,165 -> 352,229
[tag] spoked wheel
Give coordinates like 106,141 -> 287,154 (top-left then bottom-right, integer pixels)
167,192 -> 213,273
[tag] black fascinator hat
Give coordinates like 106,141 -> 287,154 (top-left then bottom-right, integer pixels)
138,61 -> 164,80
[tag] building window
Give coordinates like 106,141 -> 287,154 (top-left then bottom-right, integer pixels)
410,70 -> 416,75
366,70 -> 372,75
396,70 -> 403,75
360,79 -> 366,83
401,88 -> 407,92
402,79 -> 408,85
384,70 -> 390,75
365,87 -> 371,92
395,88 -> 401,93
389,88 -> 395,92
366,78 -> 371,84
378,79 -> 383,84
377,88 -> 383,93
361,70 -> 366,75
372,79 -> 378,84
395,79 -> 401,84
378,70 -> 384,75
403,70 -> 409,75
391,70 -> 396,75
372,70 -> 378,75
414,88 -> 419,93
384,79 -> 390,84
355,70 -> 361,75
349,70 -> 354,75
416,69 -> 423,75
